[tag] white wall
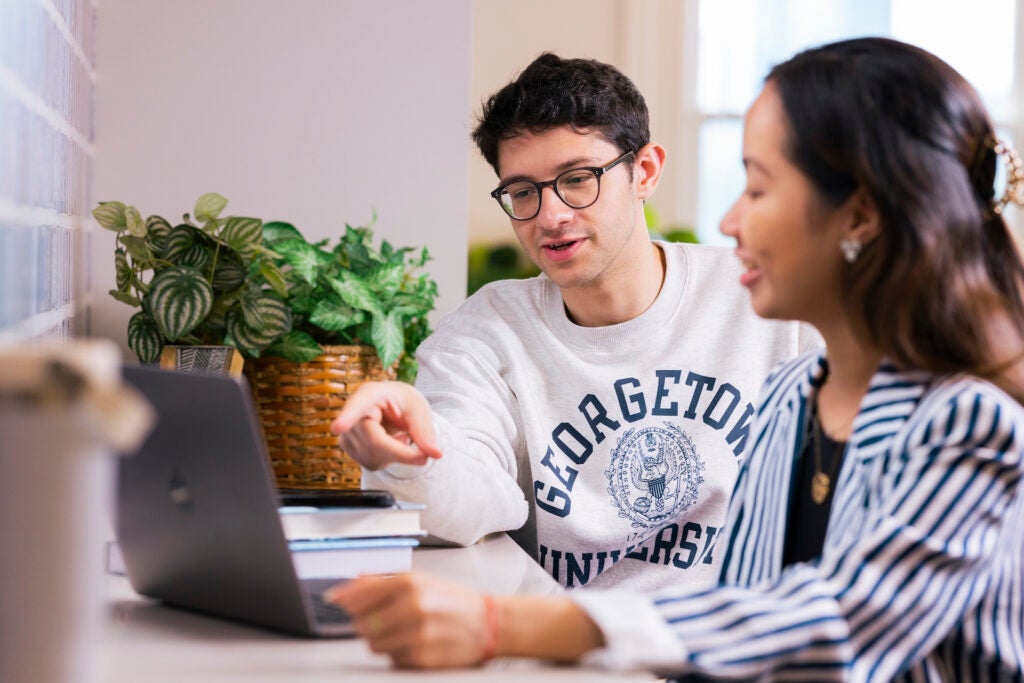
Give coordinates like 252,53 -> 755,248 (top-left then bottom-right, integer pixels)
89,0 -> 473,355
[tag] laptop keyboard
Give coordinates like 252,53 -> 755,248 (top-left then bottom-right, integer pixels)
310,592 -> 349,625
302,578 -> 351,626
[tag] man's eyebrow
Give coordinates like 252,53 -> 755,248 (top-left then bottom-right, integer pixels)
498,156 -> 601,185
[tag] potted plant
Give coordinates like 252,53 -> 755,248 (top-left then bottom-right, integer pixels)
259,215 -> 437,384
93,192 -> 291,370
96,193 -> 439,489
94,194 -> 437,382
243,215 -> 438,489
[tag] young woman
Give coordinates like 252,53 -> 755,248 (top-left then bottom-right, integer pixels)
327,38 -> 1024,681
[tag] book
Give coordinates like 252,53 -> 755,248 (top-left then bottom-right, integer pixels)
289,537 -> 419,579
106,499 -> 425,576
107,534 -> 420,579
277,501 -> 425,541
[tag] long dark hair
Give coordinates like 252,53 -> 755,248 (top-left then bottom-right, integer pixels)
768,37 -> 1024,397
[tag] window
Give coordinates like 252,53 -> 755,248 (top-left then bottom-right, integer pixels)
692,0 -> 1021,245
0,0 -> 93,341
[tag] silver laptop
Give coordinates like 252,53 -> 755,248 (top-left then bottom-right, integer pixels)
117,364 -> 352,637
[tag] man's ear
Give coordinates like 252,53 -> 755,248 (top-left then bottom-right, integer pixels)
845,186 -> 882,246
635,143 -> 667,200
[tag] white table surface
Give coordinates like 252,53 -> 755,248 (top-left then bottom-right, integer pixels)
100,534 -> 656,682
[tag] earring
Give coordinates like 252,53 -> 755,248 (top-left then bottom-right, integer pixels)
839,237 -> 862,264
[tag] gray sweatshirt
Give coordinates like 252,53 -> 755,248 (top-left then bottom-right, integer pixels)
363,242 -> 819,592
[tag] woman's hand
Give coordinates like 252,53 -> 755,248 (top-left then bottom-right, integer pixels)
324,572 -> 605,669
325,573 -> 494,668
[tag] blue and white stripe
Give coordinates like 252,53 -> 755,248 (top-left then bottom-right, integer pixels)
653,352 -> 1024,682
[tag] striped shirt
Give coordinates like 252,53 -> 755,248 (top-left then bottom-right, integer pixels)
576,352 -> 1024,681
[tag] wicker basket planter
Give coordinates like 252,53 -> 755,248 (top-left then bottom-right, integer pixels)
244,345 -> 397,489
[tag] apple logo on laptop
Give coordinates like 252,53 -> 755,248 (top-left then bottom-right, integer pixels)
169,469 -> 195,513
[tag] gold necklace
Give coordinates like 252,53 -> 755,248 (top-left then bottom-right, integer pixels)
810,407 -> 845,505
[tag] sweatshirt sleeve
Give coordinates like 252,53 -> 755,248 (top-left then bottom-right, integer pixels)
576,386 -> 1024,681
361,332 -> 530,546
570,589 -> 687,671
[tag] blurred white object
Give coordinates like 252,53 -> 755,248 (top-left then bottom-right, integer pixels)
0,340 -> 154,683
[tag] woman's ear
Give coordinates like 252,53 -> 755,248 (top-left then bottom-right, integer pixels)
845,186 -> 882,246
635,143 -> 667,200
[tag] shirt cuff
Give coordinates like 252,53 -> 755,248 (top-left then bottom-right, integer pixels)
570,589 -> 685,671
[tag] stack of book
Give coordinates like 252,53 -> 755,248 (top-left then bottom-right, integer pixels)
278,488 -> 425,579
107,489 -> 425,578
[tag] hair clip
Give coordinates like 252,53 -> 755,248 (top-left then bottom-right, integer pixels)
991,136 -> 1024,216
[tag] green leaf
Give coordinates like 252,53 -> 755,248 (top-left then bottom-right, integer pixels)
201,309 -> 229,336
227,295 -> 292,354
125,206 -> 146,237
206,289 -> 242,330
263,221 -> 305,244
413,245 -> 432,268
222,217 -> 263,257
194,192 -> 228,222
337,225 -> 377,274
370,310 -> 403,368
148,266 -> 214,340
239,285 -> 266,329
212,251 -> 245,291
388,302 -> 425,318
131,275 -> 150,295
265,330 -> 323,363
163,225 -> 196,262
254,293 -> 291,340
250,243 -> 282,260
390,245 -> 414,263
326,271 -> 380,314
309,296 -> 364,332
274,238 -> 328,285
119,235 -> 152,261
109,288 -> 141,307
258,260 -> 289,298
178,242 -> 212,271
92,201 -> 128,231
146,215 -> 172,231
146,216 -> 172,256
285,280 -> 314,298
397,355 -> 418,384
411,276 -> 439,303
368,262 -> 405,295
114,249 -> 131,291
390,290 -> 435,317
285,293 -> 318,315
127,312 -> 164,364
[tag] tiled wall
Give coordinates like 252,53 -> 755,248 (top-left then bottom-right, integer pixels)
0,0 -> 94,342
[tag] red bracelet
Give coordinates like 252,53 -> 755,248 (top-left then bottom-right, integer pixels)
481,593 -> 500,662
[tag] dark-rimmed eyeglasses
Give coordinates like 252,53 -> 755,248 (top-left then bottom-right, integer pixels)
489,150 -> 636,221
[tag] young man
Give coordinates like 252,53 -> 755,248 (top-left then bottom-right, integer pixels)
331,53 -> 817,592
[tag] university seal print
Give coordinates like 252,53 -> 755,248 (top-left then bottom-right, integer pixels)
605,423 -> 705,535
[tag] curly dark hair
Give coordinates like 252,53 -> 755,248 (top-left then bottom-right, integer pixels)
472,53 -> 650,174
